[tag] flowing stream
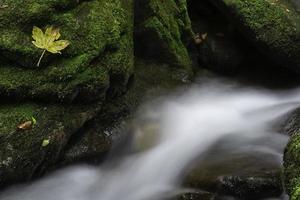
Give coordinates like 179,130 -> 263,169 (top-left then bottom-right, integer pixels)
1,79 -> 300,200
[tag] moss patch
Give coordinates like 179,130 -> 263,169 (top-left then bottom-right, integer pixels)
284,133 -> 300,200
0,102 -> 100,187
0,0 -> 134,103
211,0 -> 300,72
135,0 -> 194,74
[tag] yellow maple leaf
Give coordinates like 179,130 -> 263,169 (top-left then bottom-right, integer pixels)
32,26 -> 70,67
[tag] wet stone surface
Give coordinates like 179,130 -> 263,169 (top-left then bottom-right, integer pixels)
183,134 -> 288,200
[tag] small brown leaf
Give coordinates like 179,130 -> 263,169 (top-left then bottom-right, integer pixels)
194,33 -> 203,45
17,121 -> 33,130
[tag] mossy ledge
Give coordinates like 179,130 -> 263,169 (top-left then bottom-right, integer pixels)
0,0 -> 134,103
209,0 -> 300,72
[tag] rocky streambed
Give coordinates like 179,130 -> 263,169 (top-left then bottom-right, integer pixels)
0,0 -> 300,200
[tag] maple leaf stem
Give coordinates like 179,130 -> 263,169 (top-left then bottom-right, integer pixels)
37,50 -> 46,67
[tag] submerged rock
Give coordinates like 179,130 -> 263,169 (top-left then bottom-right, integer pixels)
184,136 -> 284,199
209,0 -> 300,73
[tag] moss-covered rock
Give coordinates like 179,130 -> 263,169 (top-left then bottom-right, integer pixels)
0,0 -> 134,187
283,110 -> 300,200
135,0 -> 194,74
209,0 -> 300,73
284,133 -> 300,200
0,0 -> 134,103
0,102 -> 100,187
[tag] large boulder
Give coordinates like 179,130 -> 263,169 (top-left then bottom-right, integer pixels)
0,0 -> 134,103
135,0 -> 194,74
0,103 -> 100,187
0,0 -> 134,187
209,0 -> 300,73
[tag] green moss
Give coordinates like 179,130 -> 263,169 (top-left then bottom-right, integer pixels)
284,133 -> 300,199
0,102 -> 100,186
0,57 -> 110,103
143,16 -> 191,69
217,0 -> 300,70
135,0 -> 194,74
0,0 -> 134,103
0,0 -> 134,186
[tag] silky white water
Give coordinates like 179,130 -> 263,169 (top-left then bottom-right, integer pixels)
1,80 -> 300,200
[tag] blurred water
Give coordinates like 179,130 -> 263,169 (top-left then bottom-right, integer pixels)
1,80 -> 300,200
